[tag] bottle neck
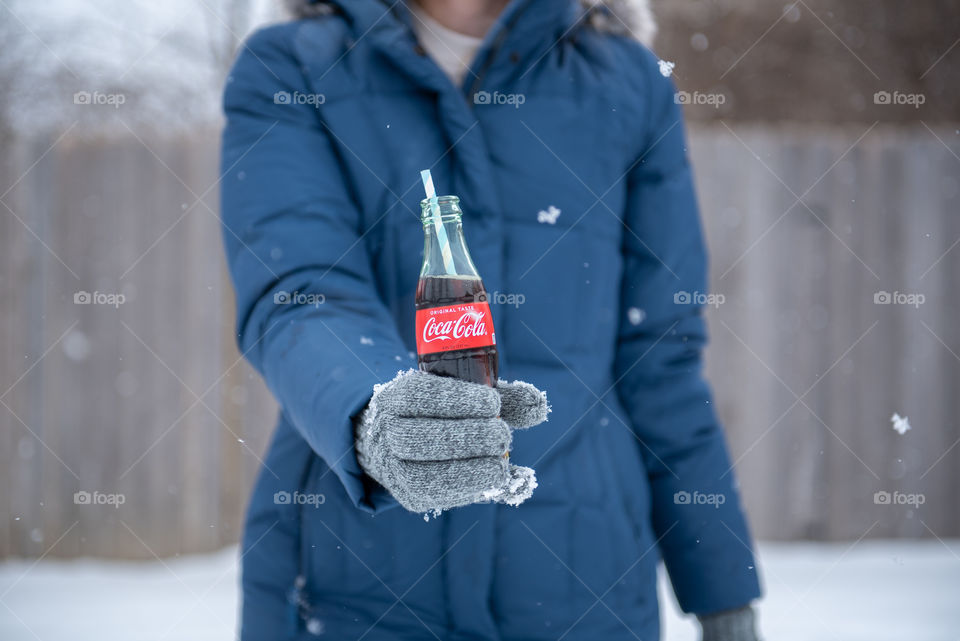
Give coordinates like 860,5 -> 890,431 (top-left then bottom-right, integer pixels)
420,197 -> 480,278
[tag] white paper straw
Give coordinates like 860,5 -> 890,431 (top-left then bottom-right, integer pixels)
420,170 -> 456,275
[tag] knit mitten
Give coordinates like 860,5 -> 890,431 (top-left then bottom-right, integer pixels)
698,605 -> 759,641
355,369 -> 549,513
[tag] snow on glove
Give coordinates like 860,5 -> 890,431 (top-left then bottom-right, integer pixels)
698,605 -> 760,641
355,369 -> 549,513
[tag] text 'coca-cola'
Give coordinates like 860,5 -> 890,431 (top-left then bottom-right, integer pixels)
415,303 -> 496,354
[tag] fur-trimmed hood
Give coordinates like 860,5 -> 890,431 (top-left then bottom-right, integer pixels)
282,0 -> 656,46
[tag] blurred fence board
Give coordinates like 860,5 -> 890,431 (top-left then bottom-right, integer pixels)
0,129 -> 278,559
1,124 -> 958,558
692,124 -> 960,541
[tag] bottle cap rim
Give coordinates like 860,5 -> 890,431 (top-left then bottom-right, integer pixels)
420,195 -> 461,224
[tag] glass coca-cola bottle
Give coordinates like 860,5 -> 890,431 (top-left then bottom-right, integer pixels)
415,195 -> 499,387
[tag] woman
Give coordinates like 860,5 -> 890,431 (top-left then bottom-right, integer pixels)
221,1 -> 763,639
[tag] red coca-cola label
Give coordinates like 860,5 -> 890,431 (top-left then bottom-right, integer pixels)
415,302 -> 496,355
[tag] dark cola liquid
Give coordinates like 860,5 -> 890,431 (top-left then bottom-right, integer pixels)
416,276 -> 499,387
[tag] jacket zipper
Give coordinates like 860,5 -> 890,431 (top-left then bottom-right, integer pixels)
464,0 -> 534,101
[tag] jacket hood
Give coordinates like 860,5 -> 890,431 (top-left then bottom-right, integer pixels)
282,0 -> 656,47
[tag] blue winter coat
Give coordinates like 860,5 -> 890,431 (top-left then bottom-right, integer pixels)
221,1 -> 762,639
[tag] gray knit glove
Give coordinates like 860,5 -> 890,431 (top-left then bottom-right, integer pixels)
354,369 -> 549,513
698,605 -> 760,641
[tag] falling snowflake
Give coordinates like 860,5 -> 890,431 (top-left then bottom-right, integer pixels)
360,336 -> 374,346
305,618 -> 324,635
627,307 -> 645,325
658,59 -> 675,77
891,413 -> 911,435
537,205 -> 561,224
61,330 -> 92,362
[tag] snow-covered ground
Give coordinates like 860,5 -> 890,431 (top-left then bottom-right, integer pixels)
1,540 -> 958,640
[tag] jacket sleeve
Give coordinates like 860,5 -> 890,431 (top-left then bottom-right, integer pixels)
614,58 -> 762,614
220,26 -> 414,514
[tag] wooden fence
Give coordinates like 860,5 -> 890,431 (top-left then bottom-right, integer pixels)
1,124 -> 958,558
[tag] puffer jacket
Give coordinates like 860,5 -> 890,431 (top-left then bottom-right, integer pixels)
220,1 -> 762,639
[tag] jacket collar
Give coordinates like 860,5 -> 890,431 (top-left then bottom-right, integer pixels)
291,0 -> 578,97
285,0 -> 656,50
